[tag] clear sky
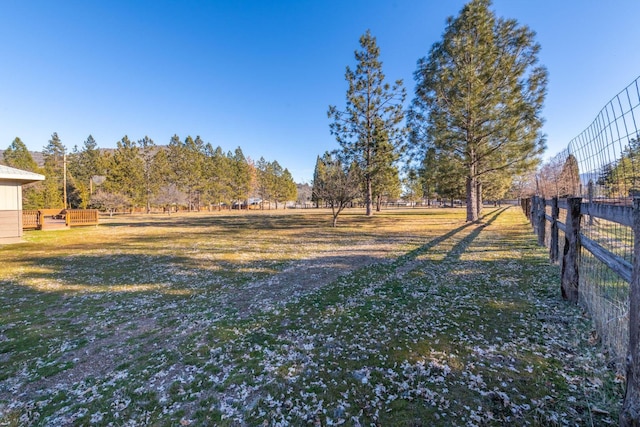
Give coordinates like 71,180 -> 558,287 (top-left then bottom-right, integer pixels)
1,0 -> 639,183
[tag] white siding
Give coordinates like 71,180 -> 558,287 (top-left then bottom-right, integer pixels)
0,210 -> 21,239
0,183 -> 20,211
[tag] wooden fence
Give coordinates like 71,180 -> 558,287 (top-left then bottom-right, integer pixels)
65,209 -> 99,227
22,210 -> 40,229
22,209 -> 99,230
523,196 -> 634,296
523,195 -> 640,423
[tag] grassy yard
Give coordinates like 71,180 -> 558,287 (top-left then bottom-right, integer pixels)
0,207 -> 622,426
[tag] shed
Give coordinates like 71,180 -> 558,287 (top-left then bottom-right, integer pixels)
0,165 -> 45,244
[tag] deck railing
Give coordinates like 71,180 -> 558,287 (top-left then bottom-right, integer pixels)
65,209 -> 99,227
21,209 -> 99,230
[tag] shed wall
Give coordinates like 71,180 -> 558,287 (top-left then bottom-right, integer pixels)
0,182 -> 21,210
0,182 -> 23,240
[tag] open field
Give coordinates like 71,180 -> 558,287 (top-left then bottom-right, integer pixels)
0,207 -> 623,426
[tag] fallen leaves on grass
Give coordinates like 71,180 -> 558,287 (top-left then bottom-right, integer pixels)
0,209 -> 623,426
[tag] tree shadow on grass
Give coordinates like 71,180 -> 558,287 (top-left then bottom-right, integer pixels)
396,208 -> 508,268
442,207 -> 509,264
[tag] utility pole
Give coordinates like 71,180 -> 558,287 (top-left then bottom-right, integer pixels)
63,153 -> 68,209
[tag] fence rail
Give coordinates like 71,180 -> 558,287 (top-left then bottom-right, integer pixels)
551,196 -> 633,283
21,209 -> 99,230
65,209 -> 99,227
22,210 -> 39,229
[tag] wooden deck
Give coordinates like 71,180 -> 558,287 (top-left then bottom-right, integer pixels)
22,209 -> 99,231
42,218 -> 68,230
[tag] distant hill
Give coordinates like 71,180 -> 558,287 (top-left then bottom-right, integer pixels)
0,149 -> 44,166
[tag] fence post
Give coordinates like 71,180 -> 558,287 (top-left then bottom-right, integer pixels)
550,197 -> 559,263
522,198 -> 530,221
588,180 -> 594,226
531,196 -> 538,232
561,197 -> 582,303
537,197 -> 546,246
621,198 -> 640,425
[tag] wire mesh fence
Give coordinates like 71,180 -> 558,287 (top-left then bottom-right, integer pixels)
534,76 -> 640,369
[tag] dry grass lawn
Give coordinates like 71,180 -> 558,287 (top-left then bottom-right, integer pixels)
0,207 -> 623,426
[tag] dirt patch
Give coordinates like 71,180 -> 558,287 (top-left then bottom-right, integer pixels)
227,243 -> 396,318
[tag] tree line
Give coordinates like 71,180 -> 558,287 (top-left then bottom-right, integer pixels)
1,133 -> 297,212
6,0 -> 547,225
315,0 -> 547,224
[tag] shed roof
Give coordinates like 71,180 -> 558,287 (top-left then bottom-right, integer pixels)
0,165 -> 45,183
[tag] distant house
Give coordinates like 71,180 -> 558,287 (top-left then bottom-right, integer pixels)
0,165 -> 45,244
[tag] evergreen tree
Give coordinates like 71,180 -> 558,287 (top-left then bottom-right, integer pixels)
279,168 -> 298,208
269,160 -> 284,209
557,154 -> 581,197
482,170 -> 512,204
328,30 -> 406,217
76,135 -> 103,181
3,137 -> 44,208
42,132 -> 66,208
370,118 -> 401,210
312,155 -> 327,208
190,136 -> 207,210
411,0 -> 547,221
373,163 -> 401,210
228,147 -> 251,208
256,157 -> 273,209
3,138 -> 40,171
137,136 -> 160,213
104,136 -> 144,206
418,147 -> 438,206
149,147 -> 175,211
202,144 -> 232,210
167,135 -> 205,211
403,169 -> 424,207
597,136 -> 640,198
269,162 -> 297,209
435,150 -> 466,206
68,135 -> 104,208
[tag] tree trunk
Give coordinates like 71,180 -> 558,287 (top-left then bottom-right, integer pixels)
476,181 -> 483,219
365,174 -> 373,216
466,176 -> 478,222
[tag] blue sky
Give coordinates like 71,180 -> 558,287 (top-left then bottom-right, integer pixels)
1,1 -> 639,183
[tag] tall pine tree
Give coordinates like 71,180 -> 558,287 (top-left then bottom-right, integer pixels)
3,138 -> 40,172
104,136 -> 143,206
411,0 -> 547,221
68,135 -> 104,208
138,136 -> 158,214
328,30 -> 406,217
42,133 -> 66,208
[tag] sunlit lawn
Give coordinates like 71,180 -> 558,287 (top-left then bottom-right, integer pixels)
0,207 -> 622,426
